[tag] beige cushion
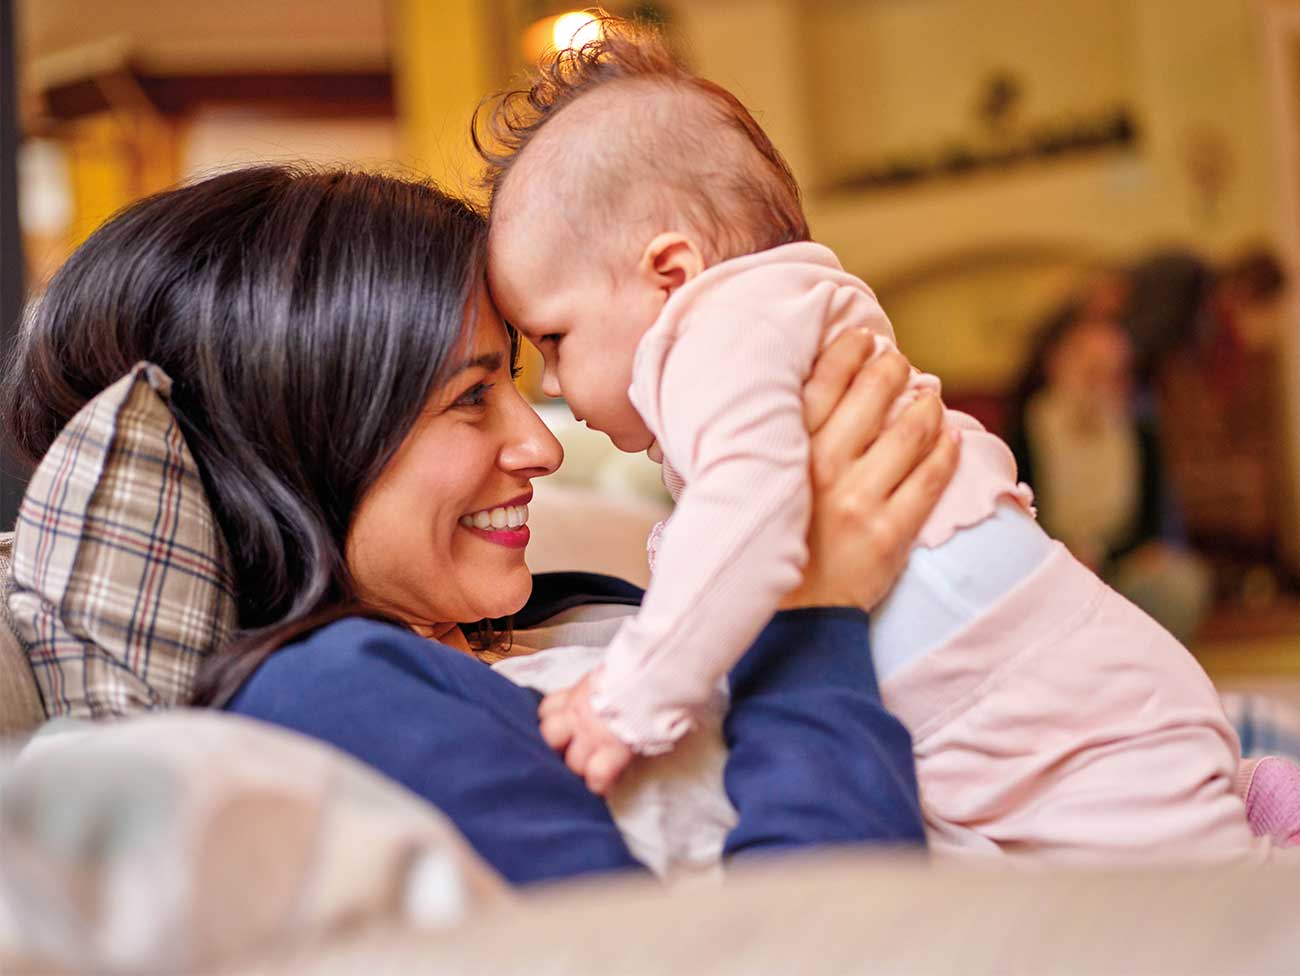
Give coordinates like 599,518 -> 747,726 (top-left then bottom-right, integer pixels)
6,364 -> 237,719
0,532 -> 44,739
246,852 -> 1300,974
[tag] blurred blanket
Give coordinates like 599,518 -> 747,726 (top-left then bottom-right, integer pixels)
0,712 -> 510,973
1222,690 -> 1300,762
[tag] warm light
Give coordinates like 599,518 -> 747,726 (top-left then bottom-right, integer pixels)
522,10 -> 605,63
552,12 -> 603,52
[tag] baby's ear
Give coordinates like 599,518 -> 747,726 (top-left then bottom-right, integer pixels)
640,233 -> 704,294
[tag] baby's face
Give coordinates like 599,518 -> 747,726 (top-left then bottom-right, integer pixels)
487,214 -> 661,454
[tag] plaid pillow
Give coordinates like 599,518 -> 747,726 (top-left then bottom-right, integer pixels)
6,363 -> 237,718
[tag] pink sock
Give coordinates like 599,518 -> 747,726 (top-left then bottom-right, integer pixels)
1242,756 -> 1300,847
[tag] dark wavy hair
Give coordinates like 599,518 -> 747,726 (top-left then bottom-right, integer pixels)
1,166 -> 497,705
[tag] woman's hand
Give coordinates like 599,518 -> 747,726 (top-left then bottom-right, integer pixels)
781,331 -> 960,612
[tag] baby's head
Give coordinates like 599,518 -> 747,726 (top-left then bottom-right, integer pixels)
478,20 -> 808,452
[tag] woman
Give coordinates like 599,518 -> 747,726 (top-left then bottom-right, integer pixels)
2,167 -> 957,884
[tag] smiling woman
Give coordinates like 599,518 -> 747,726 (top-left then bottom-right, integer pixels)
2,164 -> 956,887
346,295 -> 563,649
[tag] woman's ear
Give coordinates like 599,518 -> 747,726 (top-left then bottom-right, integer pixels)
639,233 -> 705,295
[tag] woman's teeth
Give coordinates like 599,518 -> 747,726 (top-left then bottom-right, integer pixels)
459,504 -> 529,530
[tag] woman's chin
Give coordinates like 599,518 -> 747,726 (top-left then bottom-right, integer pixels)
482,563 -> 533,620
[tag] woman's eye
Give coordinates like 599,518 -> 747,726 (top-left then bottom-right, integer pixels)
453,382 -> 493,409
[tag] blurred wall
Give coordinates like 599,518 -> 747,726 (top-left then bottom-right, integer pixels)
181,110 -> 398,178
667,0 -> 1277,389
9,0 -> 1293,540
18,0 -> 388,70
806,0 -> 1134,180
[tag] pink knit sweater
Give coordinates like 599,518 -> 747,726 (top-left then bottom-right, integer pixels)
588,242 -> 1031,753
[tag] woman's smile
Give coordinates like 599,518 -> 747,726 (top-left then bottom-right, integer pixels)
458,490 -> 533,549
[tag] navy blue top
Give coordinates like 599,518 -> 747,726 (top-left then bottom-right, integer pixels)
227,573 -> 923,884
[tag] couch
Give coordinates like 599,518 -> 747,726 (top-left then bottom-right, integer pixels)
4,519 -> 1300,974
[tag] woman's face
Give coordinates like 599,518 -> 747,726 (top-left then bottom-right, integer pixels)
346,292 -> 564,633
1045,317 -> 1135,419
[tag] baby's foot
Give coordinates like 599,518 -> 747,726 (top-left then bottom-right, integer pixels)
1243,756 -> 1300,847
539,672 -> 634,796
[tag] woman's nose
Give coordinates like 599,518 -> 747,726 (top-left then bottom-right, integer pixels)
500,396 -> 564,477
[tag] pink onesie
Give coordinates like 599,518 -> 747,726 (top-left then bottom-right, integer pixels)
584,241 -> 1256,861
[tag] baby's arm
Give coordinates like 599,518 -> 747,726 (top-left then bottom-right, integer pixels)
587,306 -> 820,757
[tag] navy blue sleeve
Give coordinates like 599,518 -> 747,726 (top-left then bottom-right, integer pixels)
226,605 -> 924,888
723,607 -> 925,856
225,617 -> 643,887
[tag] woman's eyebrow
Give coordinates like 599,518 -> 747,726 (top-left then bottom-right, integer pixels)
448,352 -> 503,376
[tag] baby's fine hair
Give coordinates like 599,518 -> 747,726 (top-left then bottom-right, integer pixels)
473,17 -> 810,264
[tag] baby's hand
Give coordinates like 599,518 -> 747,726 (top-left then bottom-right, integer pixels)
538,672 -> 634,796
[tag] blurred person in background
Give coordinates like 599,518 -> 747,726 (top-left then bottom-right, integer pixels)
1008,306 -> 1213,644
1124,246 -> 1287,390
1124,246 -> 1291,602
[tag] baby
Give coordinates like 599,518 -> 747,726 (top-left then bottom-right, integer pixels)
482,23 -> 1257,862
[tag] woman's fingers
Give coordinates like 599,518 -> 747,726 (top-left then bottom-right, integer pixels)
793,338 -> 961,614
811,348 -> 913,488
803,330 -> 876,434
839,393 -> 947,509
837,426 -> 959,612
874,425 -> 960,545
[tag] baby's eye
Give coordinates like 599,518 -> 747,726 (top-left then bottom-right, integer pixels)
539,333 -> 563,347
453,382 -> 493,409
